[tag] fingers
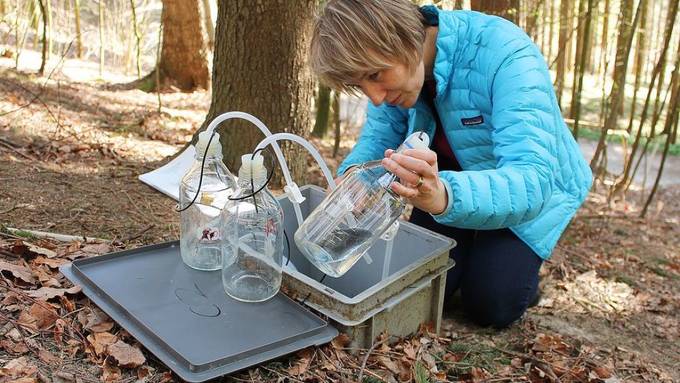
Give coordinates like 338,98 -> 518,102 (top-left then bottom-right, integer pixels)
381,153 -> 436,184
390,181 -> 419,199
402,149 -> 437,166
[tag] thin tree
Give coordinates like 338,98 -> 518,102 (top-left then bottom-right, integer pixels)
98,0 -> 104,77
470,0 -> 519,23
626,0 -> 651,133
571,0 -> 597,139
129,0 -> 142,78
641,48 -> 680,217
555,0 -> 571,106
199,0 -> 317,183
37,0 -> 46,75
312,85 -> 332,138
73,0 -> 82,58
201,0 -> 214,50
598,0 -> 611,78
615,0 -> 678,191
332,91 -> 341,158
570,0 -> 587,119
590,0 -> 644,172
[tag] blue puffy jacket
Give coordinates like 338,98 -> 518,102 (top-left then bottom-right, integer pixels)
338,10 -> 592,259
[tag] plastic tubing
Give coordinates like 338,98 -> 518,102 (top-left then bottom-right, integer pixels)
254,133 -> 336,190
254,133 -> 337,227
203,112 -> 304,224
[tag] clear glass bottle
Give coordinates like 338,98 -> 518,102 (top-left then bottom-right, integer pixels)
221,153 -> 284,302
294,132 -> 429,277
179,131 -> 236,271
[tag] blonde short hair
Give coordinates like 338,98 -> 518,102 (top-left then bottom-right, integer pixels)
310,0 -> 426,93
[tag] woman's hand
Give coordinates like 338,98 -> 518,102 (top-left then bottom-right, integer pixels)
381,148 -> 448,215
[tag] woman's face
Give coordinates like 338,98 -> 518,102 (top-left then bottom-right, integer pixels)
354,60 -> 424,108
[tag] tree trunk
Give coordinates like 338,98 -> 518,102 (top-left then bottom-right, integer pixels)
157,0 -> 210,91
547,0 -> 555,62
571,0 -> 596,139
570,0 -> 587,119
598,0 -> 610,78
312,85 -> 332,138
651,0 -> 675,137
556,0 -> 571,106
37,0 -> 46,75
332,91 -> 341,158
98,0 -> 104,77
201,0 -> 214,50
201,0 -> 316,184
470,0 -> 519,23
626,0 -> 650,133
129,0 -> 141,78
615,0 -> 678,190
73,0 -> 82,58
44,0 -> 50,59
590,0 -> 644,171
641,46 -> 680,217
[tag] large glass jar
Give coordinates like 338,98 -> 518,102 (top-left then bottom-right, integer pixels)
294,132 -> 429,277
179,131 -> 236,271
221,153 -> 284,302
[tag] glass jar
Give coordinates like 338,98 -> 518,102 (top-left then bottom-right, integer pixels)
294,132 -> 429,277
179,131 -> 236,271
221,153 -> 284,302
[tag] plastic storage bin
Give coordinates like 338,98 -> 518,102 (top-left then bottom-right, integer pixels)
279,186 -> 455,349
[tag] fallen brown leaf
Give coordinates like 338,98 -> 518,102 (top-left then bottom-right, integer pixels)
77,308 -> 114,333
26,286 -> 81,300
87,332 -> 118,356
287,348 -> 313,376
331,333 -> 351,349
107,340 -> 146,368
38,349 -> 58,364
0,260 -> 35,284
33,256 -> 67,269
0,356 -> 38,378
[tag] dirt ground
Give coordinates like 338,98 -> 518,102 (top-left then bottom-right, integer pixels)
1,64 -> 679,382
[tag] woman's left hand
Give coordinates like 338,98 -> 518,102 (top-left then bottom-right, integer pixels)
381,148 -> 448,215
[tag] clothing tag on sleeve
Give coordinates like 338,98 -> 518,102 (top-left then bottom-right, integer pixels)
461,115 -> 484,126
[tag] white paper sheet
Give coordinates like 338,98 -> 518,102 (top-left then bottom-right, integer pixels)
138,146 -> 196,201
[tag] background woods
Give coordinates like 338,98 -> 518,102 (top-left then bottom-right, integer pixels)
0,0 -> 679,382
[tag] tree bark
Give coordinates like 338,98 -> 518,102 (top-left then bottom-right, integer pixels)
570,0 -> 587,119
201,0 -> 316,184
37,0 -> 46,75
626,0 -> 650,133
598,0 -> 610,78
555,0 -> 571,106
129,0 -> 142,78
312,85 -> 332,138
73,0 -> 82,58
157,0 -> 210,91
98,0 -> 104,77
201,0 -> 214,50
571,0 -> 596,139
641,46 -> 680,217
470,0 -> 519,23
590,0 -> 644,172
614,0 -> 678,190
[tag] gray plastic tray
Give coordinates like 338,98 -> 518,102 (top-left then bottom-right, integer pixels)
61,242 -> 337,382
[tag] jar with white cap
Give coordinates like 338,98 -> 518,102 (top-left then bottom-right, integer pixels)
294,132 -> 430,277
179,131 -> 237,271
221,153 -> 284,302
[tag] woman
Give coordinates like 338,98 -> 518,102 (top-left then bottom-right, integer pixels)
310,0 -> 592,327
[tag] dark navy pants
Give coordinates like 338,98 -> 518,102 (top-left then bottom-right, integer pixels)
410,208 -> 542,328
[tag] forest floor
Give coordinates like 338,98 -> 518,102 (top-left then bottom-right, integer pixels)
1,60 -> 679,383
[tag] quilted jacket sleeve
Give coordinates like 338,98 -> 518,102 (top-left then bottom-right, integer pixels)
337,102 -> 409,176
434,42 -> 559,229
